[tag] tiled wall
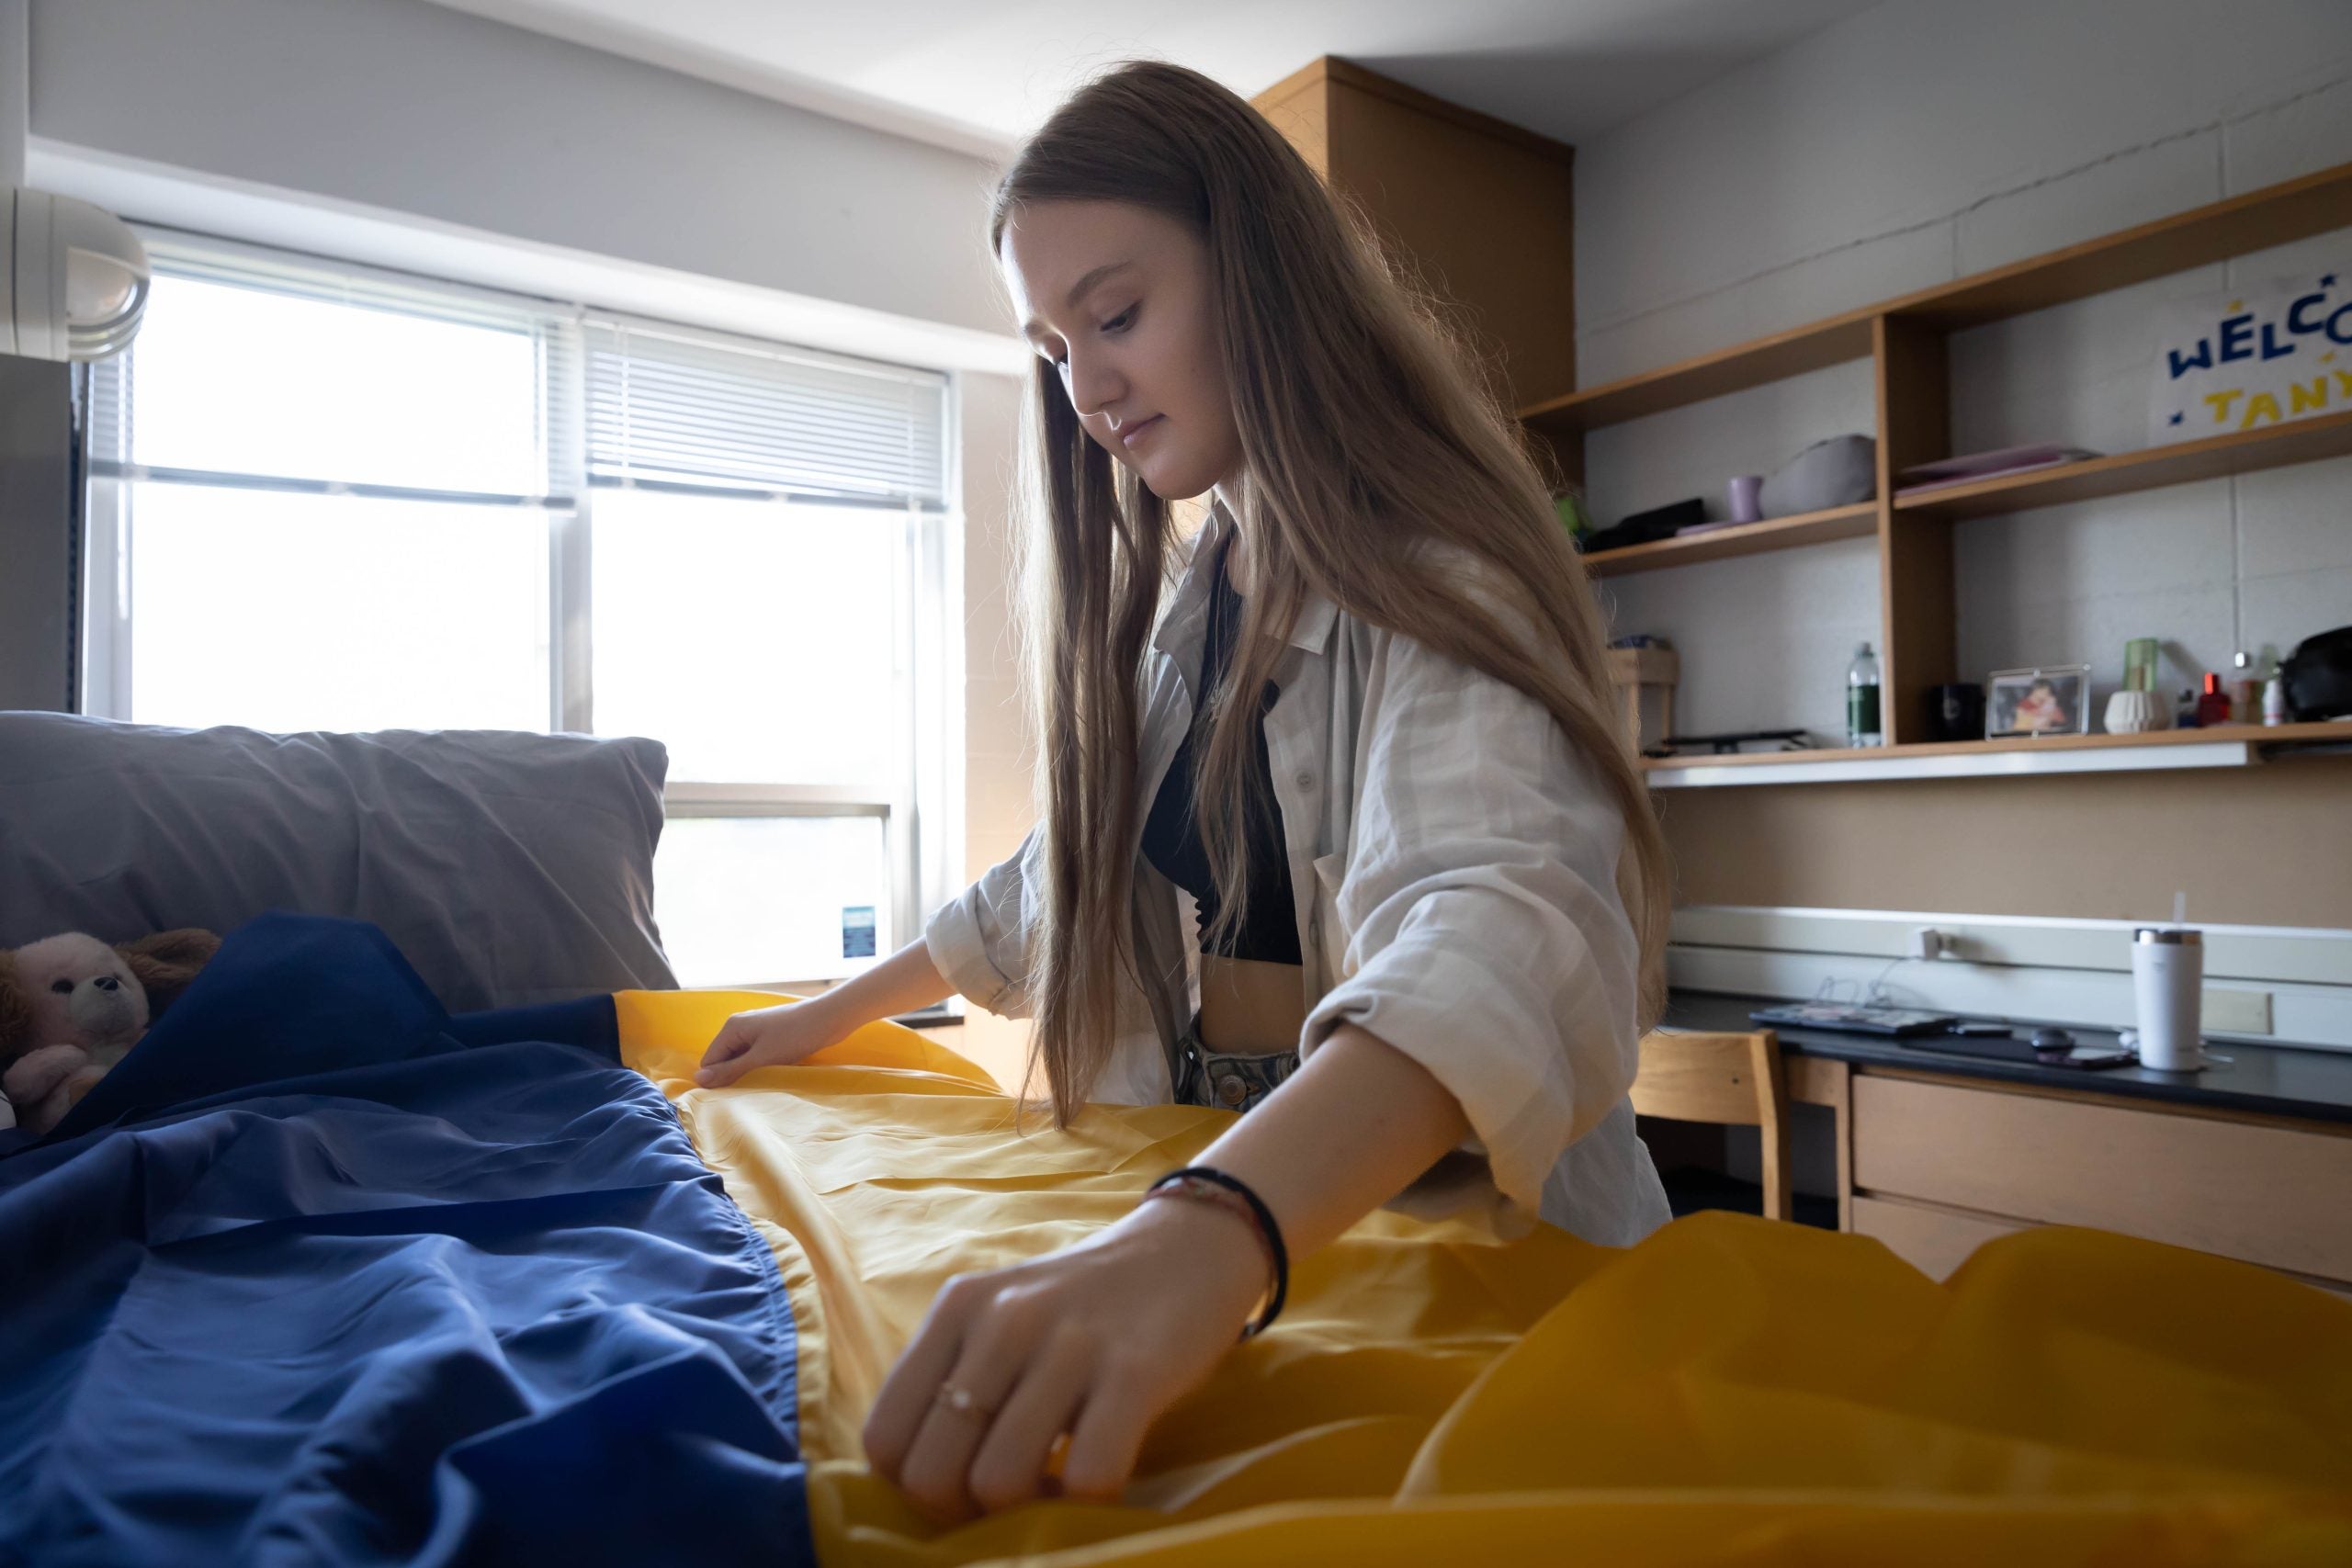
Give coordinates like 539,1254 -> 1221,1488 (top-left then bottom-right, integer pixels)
1579,0 -> 2352,741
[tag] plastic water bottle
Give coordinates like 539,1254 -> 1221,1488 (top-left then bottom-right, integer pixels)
1847,642 -> 1883,748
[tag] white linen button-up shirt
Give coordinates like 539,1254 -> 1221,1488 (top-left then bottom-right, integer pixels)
926,505 -> 1670,1248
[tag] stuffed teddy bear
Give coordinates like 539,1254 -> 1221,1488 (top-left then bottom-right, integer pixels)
0,928 -> 220,1135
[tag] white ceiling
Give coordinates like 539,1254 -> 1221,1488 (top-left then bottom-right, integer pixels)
428,0 -> 1878,160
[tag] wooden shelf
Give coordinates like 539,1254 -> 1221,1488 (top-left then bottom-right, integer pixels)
1580,502 -> 1878,577
1641,722 -> 2352,789
1521,316 -> 1875,438
1886,160 -> 2352,332
1645,720 -> 2352,769
1893,408 -> 2352,521
1521,160 -> 2352,436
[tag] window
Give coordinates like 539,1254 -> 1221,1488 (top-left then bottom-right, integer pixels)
84,260 -> 556,734
82,233 -> 959,991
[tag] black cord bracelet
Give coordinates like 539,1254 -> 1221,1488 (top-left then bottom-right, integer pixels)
1146,1165 -> 1290,1338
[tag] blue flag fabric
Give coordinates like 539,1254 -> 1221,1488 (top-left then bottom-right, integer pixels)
0,911 -> 810,1567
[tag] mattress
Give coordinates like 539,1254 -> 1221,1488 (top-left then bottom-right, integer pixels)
5,911 -> 2346,1566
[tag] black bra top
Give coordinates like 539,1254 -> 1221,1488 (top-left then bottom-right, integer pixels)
1139,537 -> 1302,965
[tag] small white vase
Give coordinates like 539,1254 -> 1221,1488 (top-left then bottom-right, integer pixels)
2104,689 -> 2172,734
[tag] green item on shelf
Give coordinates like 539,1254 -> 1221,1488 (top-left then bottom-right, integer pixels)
1553,491 -> 1592,539
2123,637 -> 2159,694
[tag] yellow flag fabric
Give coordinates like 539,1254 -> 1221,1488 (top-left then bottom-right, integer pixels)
616,990 -> 2352,1566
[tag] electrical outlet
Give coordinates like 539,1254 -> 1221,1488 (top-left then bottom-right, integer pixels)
2202,987 -> 2273,1035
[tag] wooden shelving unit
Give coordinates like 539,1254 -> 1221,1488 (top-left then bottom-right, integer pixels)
1536,159 -> 2352,747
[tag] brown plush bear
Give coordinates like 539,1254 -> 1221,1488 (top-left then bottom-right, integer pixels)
0,929 -> 220,1135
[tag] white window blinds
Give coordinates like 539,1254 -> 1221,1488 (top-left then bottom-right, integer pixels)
583,317 -> 948,508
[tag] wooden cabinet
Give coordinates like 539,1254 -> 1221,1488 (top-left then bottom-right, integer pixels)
1835,1068 -> 2352,1292
1251,57 -> 1578,431
1850,1195 -> 2026,1281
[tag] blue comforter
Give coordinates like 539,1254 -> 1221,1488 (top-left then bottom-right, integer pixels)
0,912 -> 811,1567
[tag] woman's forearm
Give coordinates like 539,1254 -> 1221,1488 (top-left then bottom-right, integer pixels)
698,935 -> 957,1089
858,1019 -> 1476,1518
806,936 -> 956,1030
1185,1022 -> 1471,1260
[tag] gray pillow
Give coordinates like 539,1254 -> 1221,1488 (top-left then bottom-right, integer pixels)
1761,434 -> 1877,517
0,715 -> 677,1012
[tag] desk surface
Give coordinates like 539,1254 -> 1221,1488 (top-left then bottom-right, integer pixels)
1662,992 -> 2352,1126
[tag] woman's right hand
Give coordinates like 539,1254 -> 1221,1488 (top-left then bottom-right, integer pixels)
695,997 -> 854,1089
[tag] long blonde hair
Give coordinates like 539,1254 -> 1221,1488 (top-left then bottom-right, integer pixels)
991,61 -> 1670,1119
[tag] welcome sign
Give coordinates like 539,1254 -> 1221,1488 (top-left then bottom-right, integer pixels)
2151,266 -> 2352,445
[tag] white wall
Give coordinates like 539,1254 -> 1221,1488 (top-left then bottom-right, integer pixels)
952,368 -> 1037,1089
1579,0 -> 2352,742
28,0 -> 1015,350
28,0 -> 1009,339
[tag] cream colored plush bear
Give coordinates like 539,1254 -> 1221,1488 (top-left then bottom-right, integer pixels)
0,929 -> 219,1135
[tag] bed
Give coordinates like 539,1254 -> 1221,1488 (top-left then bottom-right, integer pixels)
4,715 -> 2348,1566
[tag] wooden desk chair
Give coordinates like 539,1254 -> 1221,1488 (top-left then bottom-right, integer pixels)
1631,1028 -> 1792,1222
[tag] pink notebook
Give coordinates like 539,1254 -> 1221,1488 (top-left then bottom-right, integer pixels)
1896,443 -> 2099,495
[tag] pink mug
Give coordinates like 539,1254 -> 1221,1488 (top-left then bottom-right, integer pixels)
1727,474 -> 1763,524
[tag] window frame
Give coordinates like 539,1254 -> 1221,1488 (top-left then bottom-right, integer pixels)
77,228 -> 963,995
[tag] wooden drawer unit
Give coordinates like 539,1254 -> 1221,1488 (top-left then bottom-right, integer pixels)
1851,1073 -> 2352,1284
1851,1195 -> 2027,1280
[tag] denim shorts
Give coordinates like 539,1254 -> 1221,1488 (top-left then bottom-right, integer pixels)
1172,1013 -> 1303,1114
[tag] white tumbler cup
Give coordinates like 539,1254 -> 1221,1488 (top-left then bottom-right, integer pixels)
2132,927 -> 2203,1070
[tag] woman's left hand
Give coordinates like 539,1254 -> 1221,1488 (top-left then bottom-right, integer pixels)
863,1194 -> 1270,1521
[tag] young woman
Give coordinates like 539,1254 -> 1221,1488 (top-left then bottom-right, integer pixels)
695,60 -> 1674,1523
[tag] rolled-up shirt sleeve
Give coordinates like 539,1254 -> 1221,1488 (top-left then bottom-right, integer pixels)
924,826 -> 1040,1017
1299,626 -> 1642,1220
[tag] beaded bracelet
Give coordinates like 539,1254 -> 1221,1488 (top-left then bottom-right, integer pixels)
1142,1166 -> 1290,1338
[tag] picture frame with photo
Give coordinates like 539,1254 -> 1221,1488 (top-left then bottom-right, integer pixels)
1986,664 -> 2091,738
